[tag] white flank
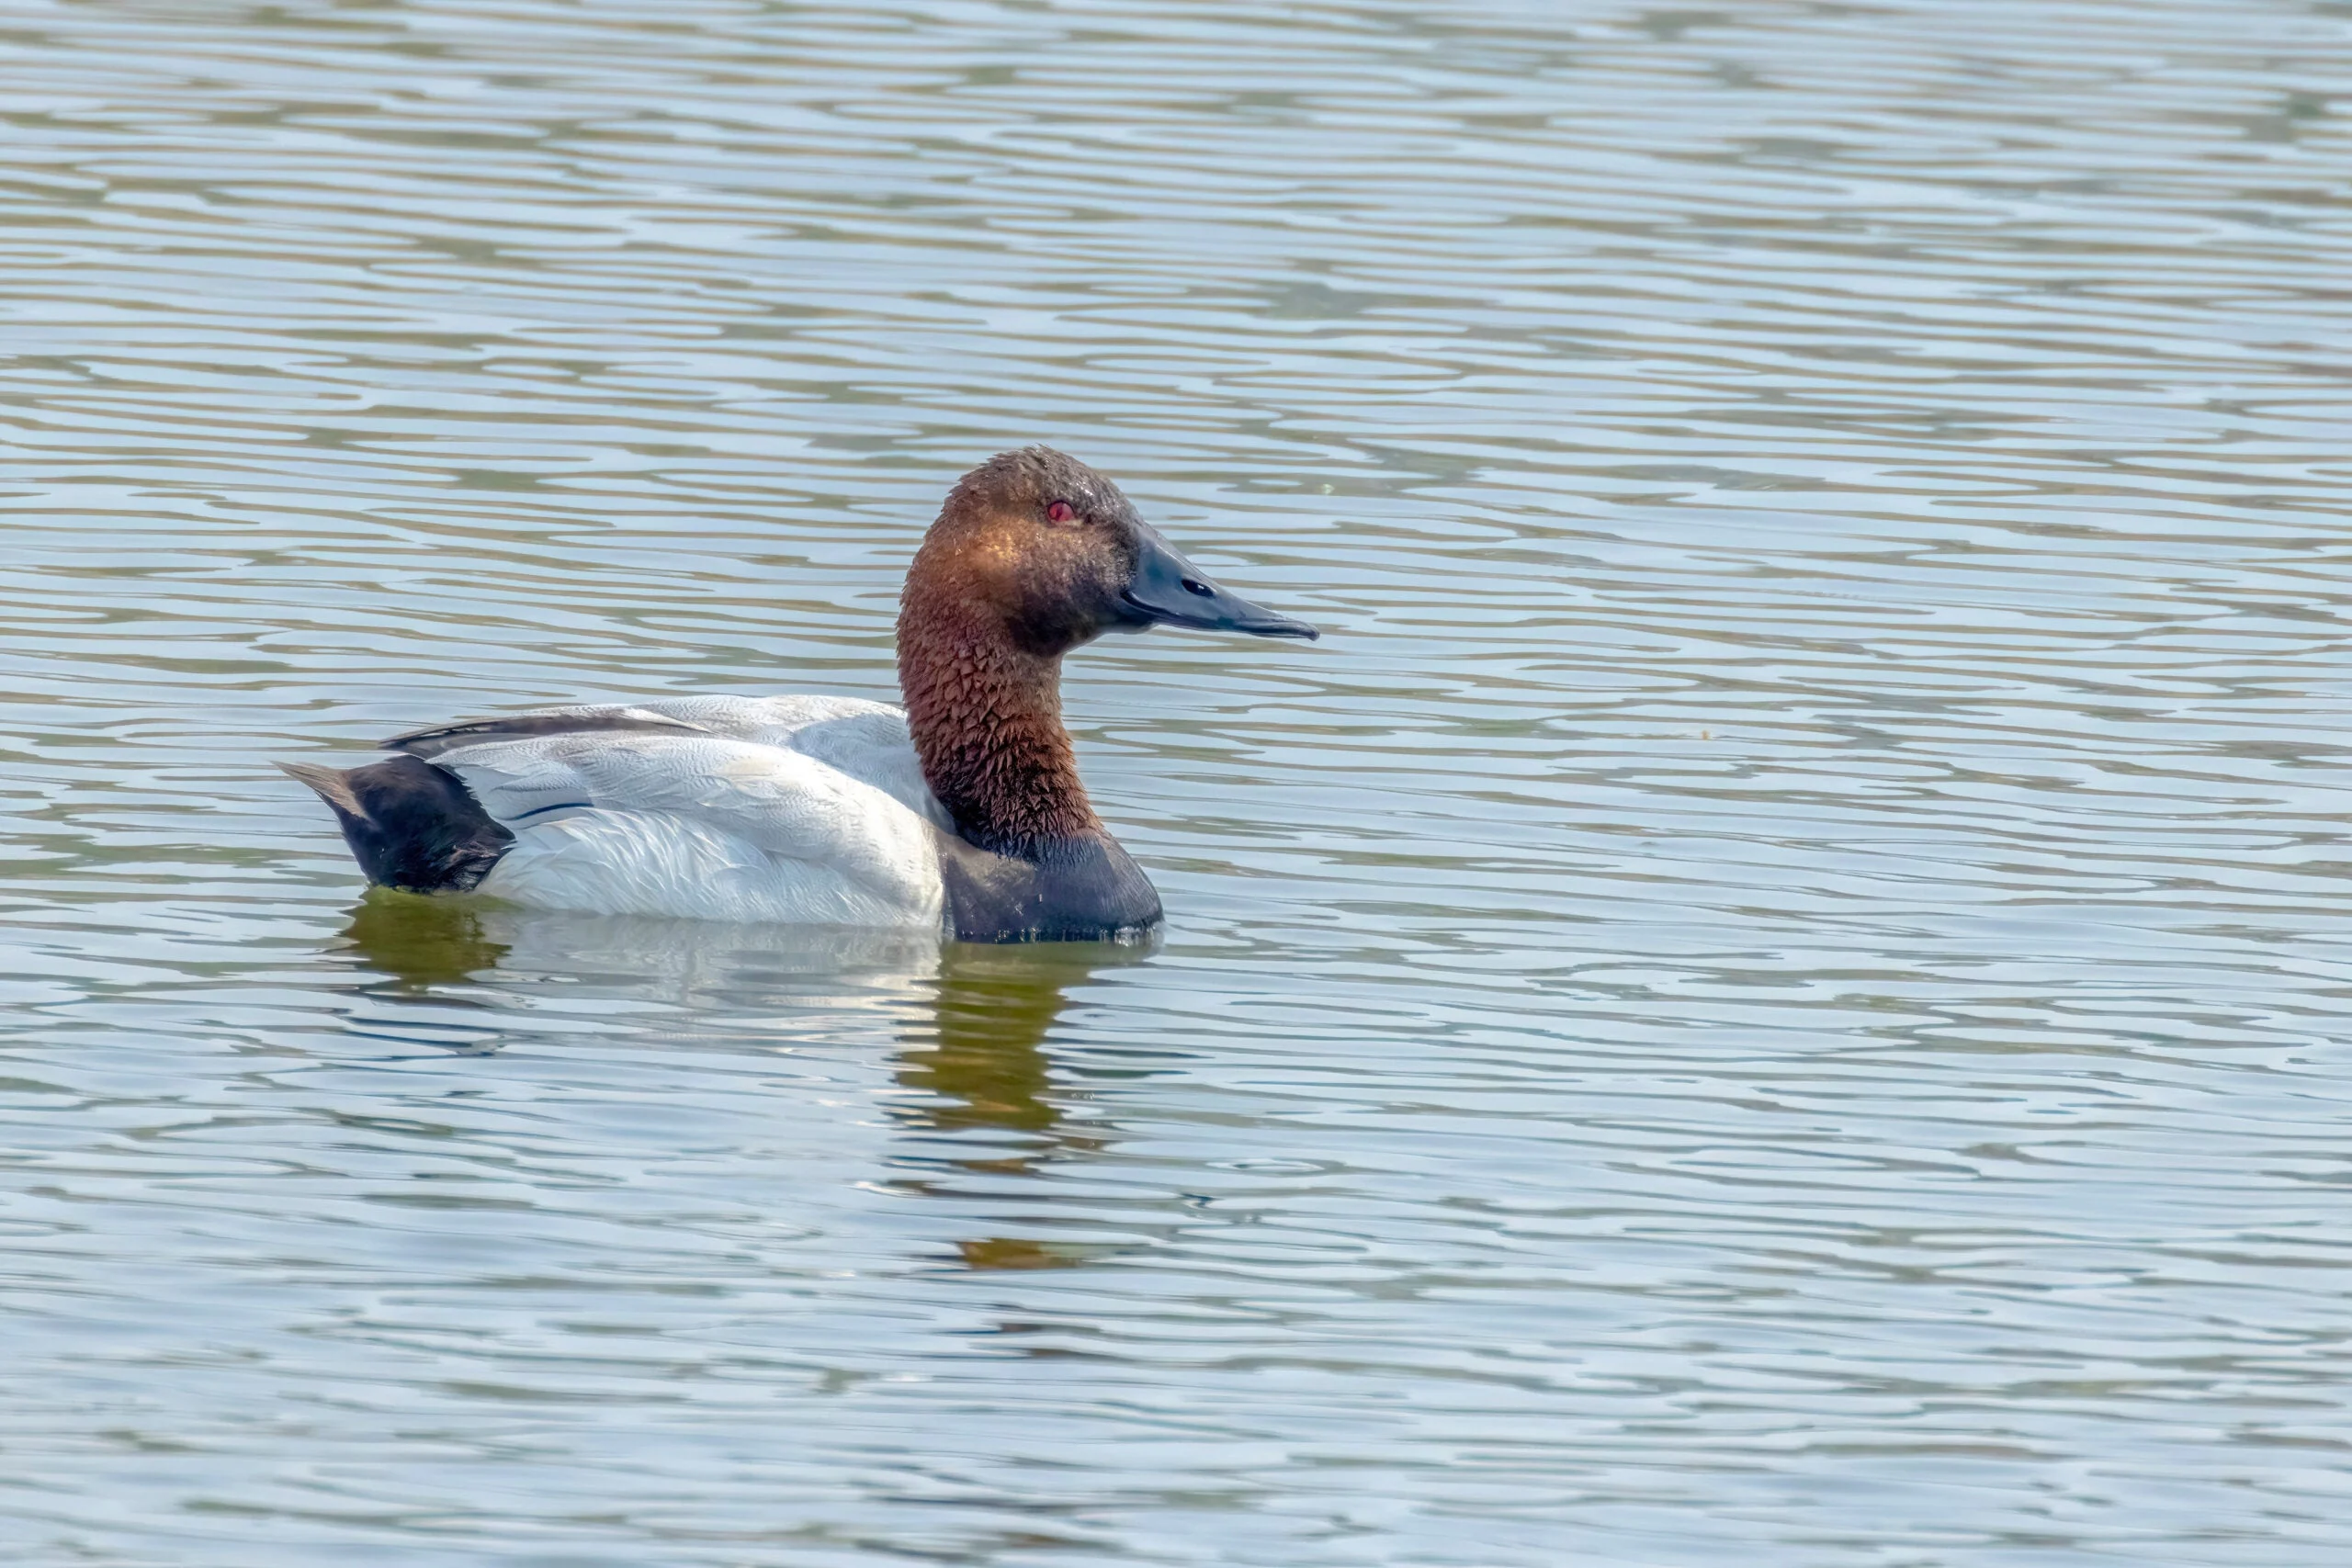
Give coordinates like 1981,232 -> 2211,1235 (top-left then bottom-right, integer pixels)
434,697 -> 950,927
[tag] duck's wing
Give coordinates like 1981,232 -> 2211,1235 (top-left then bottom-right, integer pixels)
428,730 -> 944,927
389,695 -> 944,823
387,705 -> 712,760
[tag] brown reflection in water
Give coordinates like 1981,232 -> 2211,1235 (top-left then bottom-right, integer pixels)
896,940 -> 1155,1270
340,895 -> 1152,1270
338,888 -> 509,992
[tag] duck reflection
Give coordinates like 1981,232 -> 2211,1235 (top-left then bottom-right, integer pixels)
895,942 -> 1152,1153
894,940 -> 1156,1270
337,891 -> 944,1007
339,887 -> 510,992
335,895 -> 1155,1269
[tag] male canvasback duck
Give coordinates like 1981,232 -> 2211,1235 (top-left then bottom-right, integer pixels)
282,446 -> 1318,942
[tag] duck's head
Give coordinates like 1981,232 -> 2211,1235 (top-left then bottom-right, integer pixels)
904,446 -> 1319,659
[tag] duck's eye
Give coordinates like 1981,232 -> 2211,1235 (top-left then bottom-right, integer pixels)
1046,500 -> 1078,525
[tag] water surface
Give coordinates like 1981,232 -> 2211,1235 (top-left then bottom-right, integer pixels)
4,2 -> 2352,1563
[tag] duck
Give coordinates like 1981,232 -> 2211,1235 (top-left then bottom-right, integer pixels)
281,446 -> 1318,942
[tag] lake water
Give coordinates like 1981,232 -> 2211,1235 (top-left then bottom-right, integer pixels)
4,2 -> 2351,1563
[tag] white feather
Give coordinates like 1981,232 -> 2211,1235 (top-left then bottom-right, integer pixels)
431,702 -> 950,927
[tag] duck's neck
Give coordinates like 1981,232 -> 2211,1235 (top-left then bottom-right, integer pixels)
898,604 -> 1102,858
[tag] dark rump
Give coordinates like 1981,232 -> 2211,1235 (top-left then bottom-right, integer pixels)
280,754 -> 514,894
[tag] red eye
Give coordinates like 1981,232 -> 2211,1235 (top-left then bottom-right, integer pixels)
1046,500 -> 1077,525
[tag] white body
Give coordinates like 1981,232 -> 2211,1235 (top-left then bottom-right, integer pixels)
428,695 -> 953,927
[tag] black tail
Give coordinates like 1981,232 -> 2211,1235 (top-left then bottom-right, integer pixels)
280,754 -> 514,894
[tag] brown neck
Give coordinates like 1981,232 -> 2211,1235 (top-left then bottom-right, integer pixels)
898,599 -> 1102,857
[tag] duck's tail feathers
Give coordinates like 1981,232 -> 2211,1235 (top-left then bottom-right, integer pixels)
279,755 -> 514,894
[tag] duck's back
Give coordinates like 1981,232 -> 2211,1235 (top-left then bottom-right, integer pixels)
398,695 -> 938,816
292,695 -> 952,927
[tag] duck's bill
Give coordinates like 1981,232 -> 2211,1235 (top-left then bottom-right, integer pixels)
1119,528 -> 1320,641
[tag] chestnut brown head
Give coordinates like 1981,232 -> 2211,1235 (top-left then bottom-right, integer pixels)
902,446 -> 1317,659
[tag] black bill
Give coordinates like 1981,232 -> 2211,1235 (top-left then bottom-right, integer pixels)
1119,525 -> 1319,641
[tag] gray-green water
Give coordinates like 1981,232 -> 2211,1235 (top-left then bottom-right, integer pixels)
5,2 -> 2352,1563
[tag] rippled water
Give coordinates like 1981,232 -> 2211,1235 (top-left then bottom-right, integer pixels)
5,1 -> 2352,1562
